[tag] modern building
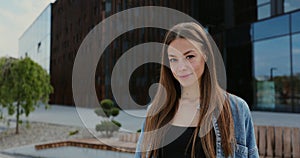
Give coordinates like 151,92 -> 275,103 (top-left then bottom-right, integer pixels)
27,0 -> 299,112
50,0 -> 106,106
251,9 -> 300,112
230,0 -> 300,113
19,5 -> 52,73
195,0 -> 300,113
50,0 -> 192,107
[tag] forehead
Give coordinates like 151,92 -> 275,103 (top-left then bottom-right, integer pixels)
167,38 -> 197,55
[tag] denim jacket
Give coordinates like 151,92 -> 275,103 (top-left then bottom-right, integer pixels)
134,94 -> 259,158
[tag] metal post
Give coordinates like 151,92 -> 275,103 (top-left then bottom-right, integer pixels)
270,67 -> 277,80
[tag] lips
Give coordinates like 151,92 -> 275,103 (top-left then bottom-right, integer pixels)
178,73 -> 192,79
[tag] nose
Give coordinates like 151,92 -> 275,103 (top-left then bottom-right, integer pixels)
176,59 -> 189,71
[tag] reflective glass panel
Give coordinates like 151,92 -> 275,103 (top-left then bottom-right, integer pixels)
284,0 -> 300,12
253,15 -> 289,40
292,11 -> 300,33
257,0 -> 270,5
105,0 -> 112,15
292,34 -> 300,111
254,36 -> 291,110
258,4 -> 271,20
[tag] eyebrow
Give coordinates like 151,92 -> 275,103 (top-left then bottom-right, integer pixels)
168,49 -> 195,57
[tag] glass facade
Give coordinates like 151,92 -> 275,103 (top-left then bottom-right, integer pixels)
252,10 -> 300,112
253,36 -> 291,111
292,11 -> 300,33
254,36 -> 290,79
257,0 -> 271,20
257,0 -> 270,5
19,5 -> 51,73
284,0 -> 300,13
253,15 -> 289,40
292,34 -> 300,107
257,0 -> 300,20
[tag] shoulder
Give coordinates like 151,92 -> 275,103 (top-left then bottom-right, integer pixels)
227,93 -> 252,120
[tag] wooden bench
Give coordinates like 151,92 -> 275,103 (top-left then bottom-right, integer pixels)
119,126 -> 300,157
255,125 -> 300,158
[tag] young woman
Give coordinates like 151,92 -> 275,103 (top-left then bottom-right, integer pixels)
135,22 -> 259,158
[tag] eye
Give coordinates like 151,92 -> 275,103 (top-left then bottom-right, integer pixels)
169,58 -> 177,62
186,55 -> 195,60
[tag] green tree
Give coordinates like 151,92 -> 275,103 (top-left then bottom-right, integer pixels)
0,57 -> 53,134
0,57 -> 17,121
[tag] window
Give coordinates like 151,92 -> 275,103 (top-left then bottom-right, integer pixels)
258,3 -> 271,19
123,0 -> 127,9
292,34 -> 300,110
117,2 -> 121,12
37,42 -> 41,53
253,15 -> 289,41
257,0 -> 270,5
292,11 -> 300,33
254,36 -> 290,80
105,0 -> 111,15
284,0 -> 300,13
257,0 -> 271,20
254,36 -> 292,111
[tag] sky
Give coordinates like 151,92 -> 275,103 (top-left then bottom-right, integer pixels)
0,0 -> 55,58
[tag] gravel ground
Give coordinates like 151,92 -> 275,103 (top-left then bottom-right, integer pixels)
0,122 -> 94,150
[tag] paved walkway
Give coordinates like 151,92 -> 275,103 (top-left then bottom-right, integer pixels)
0,153 -> 15,158
251,111 -> 300,127
1,104 -> 146,133
1,104 -> 300,132
1,104 -> 299,158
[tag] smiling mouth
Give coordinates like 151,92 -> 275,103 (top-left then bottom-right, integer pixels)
178,73 -> 192,79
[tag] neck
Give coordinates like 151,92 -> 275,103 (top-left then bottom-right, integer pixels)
181,82 -> 200,100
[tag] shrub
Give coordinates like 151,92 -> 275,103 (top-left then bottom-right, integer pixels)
69,130 -> 79,136
94,108 -> 106,117
95,120 -> 120,137
94,99 -> 122,137
112,120 -> 121,127
100,99 -> 114,109
111,108 -> 119,117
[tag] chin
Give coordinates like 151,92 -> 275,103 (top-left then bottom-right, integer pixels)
179,81 -> 198,88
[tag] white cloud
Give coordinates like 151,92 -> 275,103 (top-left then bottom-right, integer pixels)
0,0 -> 52,58
14,0 -> 51,36
294,48 -> 300,54
0,8 -> 19,57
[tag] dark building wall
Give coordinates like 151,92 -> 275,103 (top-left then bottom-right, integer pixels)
233,0 -> 257,25
192,0 -> 256,106
223,0 -> 256,107
103,0 -> 192,108
50,0 -> 258,109
50,0 -> 192,107
50,0 -> 105,105
218,24 -> 254,107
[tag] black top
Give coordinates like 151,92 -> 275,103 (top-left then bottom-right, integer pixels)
158,125 -> 206,158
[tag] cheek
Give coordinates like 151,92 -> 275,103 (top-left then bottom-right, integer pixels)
191,61 -> 205,77
169,65 -> 178,77
169,64 -> 175,73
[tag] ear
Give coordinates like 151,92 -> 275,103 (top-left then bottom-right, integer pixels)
203,54 -> 208,62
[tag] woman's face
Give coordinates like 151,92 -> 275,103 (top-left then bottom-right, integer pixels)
167,38 -> 206,88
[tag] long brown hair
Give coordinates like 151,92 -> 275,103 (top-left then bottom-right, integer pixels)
141,22 -> 235,158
